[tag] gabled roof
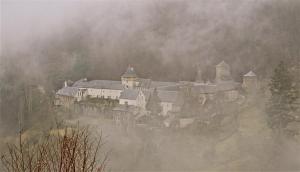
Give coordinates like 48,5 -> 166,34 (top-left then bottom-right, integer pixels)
56,87 -> 78,97
191,81 -> 241,94
150,81 -> 177,89
137,78 -> 152,88
244,71 -> 256,77
216,81 -> 241,91
157,85 -> 181,91
120,89 -> 139,100
73,79 -> 124,90
122,66 -> 137,78
192,84 -> 217,94
157,90 -> 178,103
216,61 -> 230,68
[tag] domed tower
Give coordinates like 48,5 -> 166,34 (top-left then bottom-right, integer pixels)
121,66 -> 138,89
242,70 -> 258,93
216,61 -> 231,82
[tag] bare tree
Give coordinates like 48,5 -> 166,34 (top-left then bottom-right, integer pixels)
1,126 -> 108,172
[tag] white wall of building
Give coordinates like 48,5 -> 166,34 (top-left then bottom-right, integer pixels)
76,89 -> 88,101
161,102 -> 173,116
86,88 -> 122,100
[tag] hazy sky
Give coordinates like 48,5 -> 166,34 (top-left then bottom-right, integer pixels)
2,0 -> 278,81
1,0 -> 259,48
1,0 -> 157,52
1,0 -> 85,51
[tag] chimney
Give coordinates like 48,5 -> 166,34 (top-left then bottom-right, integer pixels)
64,81 -> 68,87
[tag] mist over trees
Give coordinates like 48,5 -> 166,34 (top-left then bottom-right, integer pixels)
267,61 -> 299,136
1,0 -> 300,171
2,0 -> 300,88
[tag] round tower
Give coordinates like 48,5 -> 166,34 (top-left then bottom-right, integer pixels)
121,66 -> 138,89
216,61 -> 231,82
242,70 -> 258,93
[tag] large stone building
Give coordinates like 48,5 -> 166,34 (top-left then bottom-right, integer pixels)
55,66 -> 179,115
55,61 -> 257,116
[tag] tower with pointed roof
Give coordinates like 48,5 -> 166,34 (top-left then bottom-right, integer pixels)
121,65 -> 138,89
216,61 -> 231,82
242,70 -> 258,93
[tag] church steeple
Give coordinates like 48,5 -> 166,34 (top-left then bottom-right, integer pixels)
122,65 -> 137,78
121,65 -> 138,89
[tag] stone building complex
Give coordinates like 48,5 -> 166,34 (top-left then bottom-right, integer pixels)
55,61 -> 257,117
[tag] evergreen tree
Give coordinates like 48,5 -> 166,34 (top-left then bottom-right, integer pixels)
146,88 -> 162,115
180,83 -> 199,117
267,61 -> 299,135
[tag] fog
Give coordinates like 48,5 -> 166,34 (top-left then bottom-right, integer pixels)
3,0 -> 292,83
1,0 -> 300,171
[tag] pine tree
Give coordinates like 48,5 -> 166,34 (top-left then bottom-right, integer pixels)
180,83 -> 199,117
267,61 -> 299,135
146,88 -> 162,115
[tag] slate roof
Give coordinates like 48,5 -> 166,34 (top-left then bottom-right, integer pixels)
136,79 -> 178,90
191,81 -> 241,94
137,78 -> 152,88
122,66 -> 137,78
150,81 -> 177,89
157,90 -> 178,103
157,85 -> 181,91
119,89 -> 139,100
73,79 -> 124,90
216,81 -> 241,91
56,87 -> 78,97
192,84 -> 217,94
244,71 -> 256,77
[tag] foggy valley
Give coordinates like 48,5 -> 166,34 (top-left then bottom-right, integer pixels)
1,0 -> 300,171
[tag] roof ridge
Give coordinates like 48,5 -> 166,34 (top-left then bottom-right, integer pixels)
244,70 -> 256,76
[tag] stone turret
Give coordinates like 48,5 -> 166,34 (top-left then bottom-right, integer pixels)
242,70 -> 258,93
216,61 -> 231,82
121,65 -> 138,89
